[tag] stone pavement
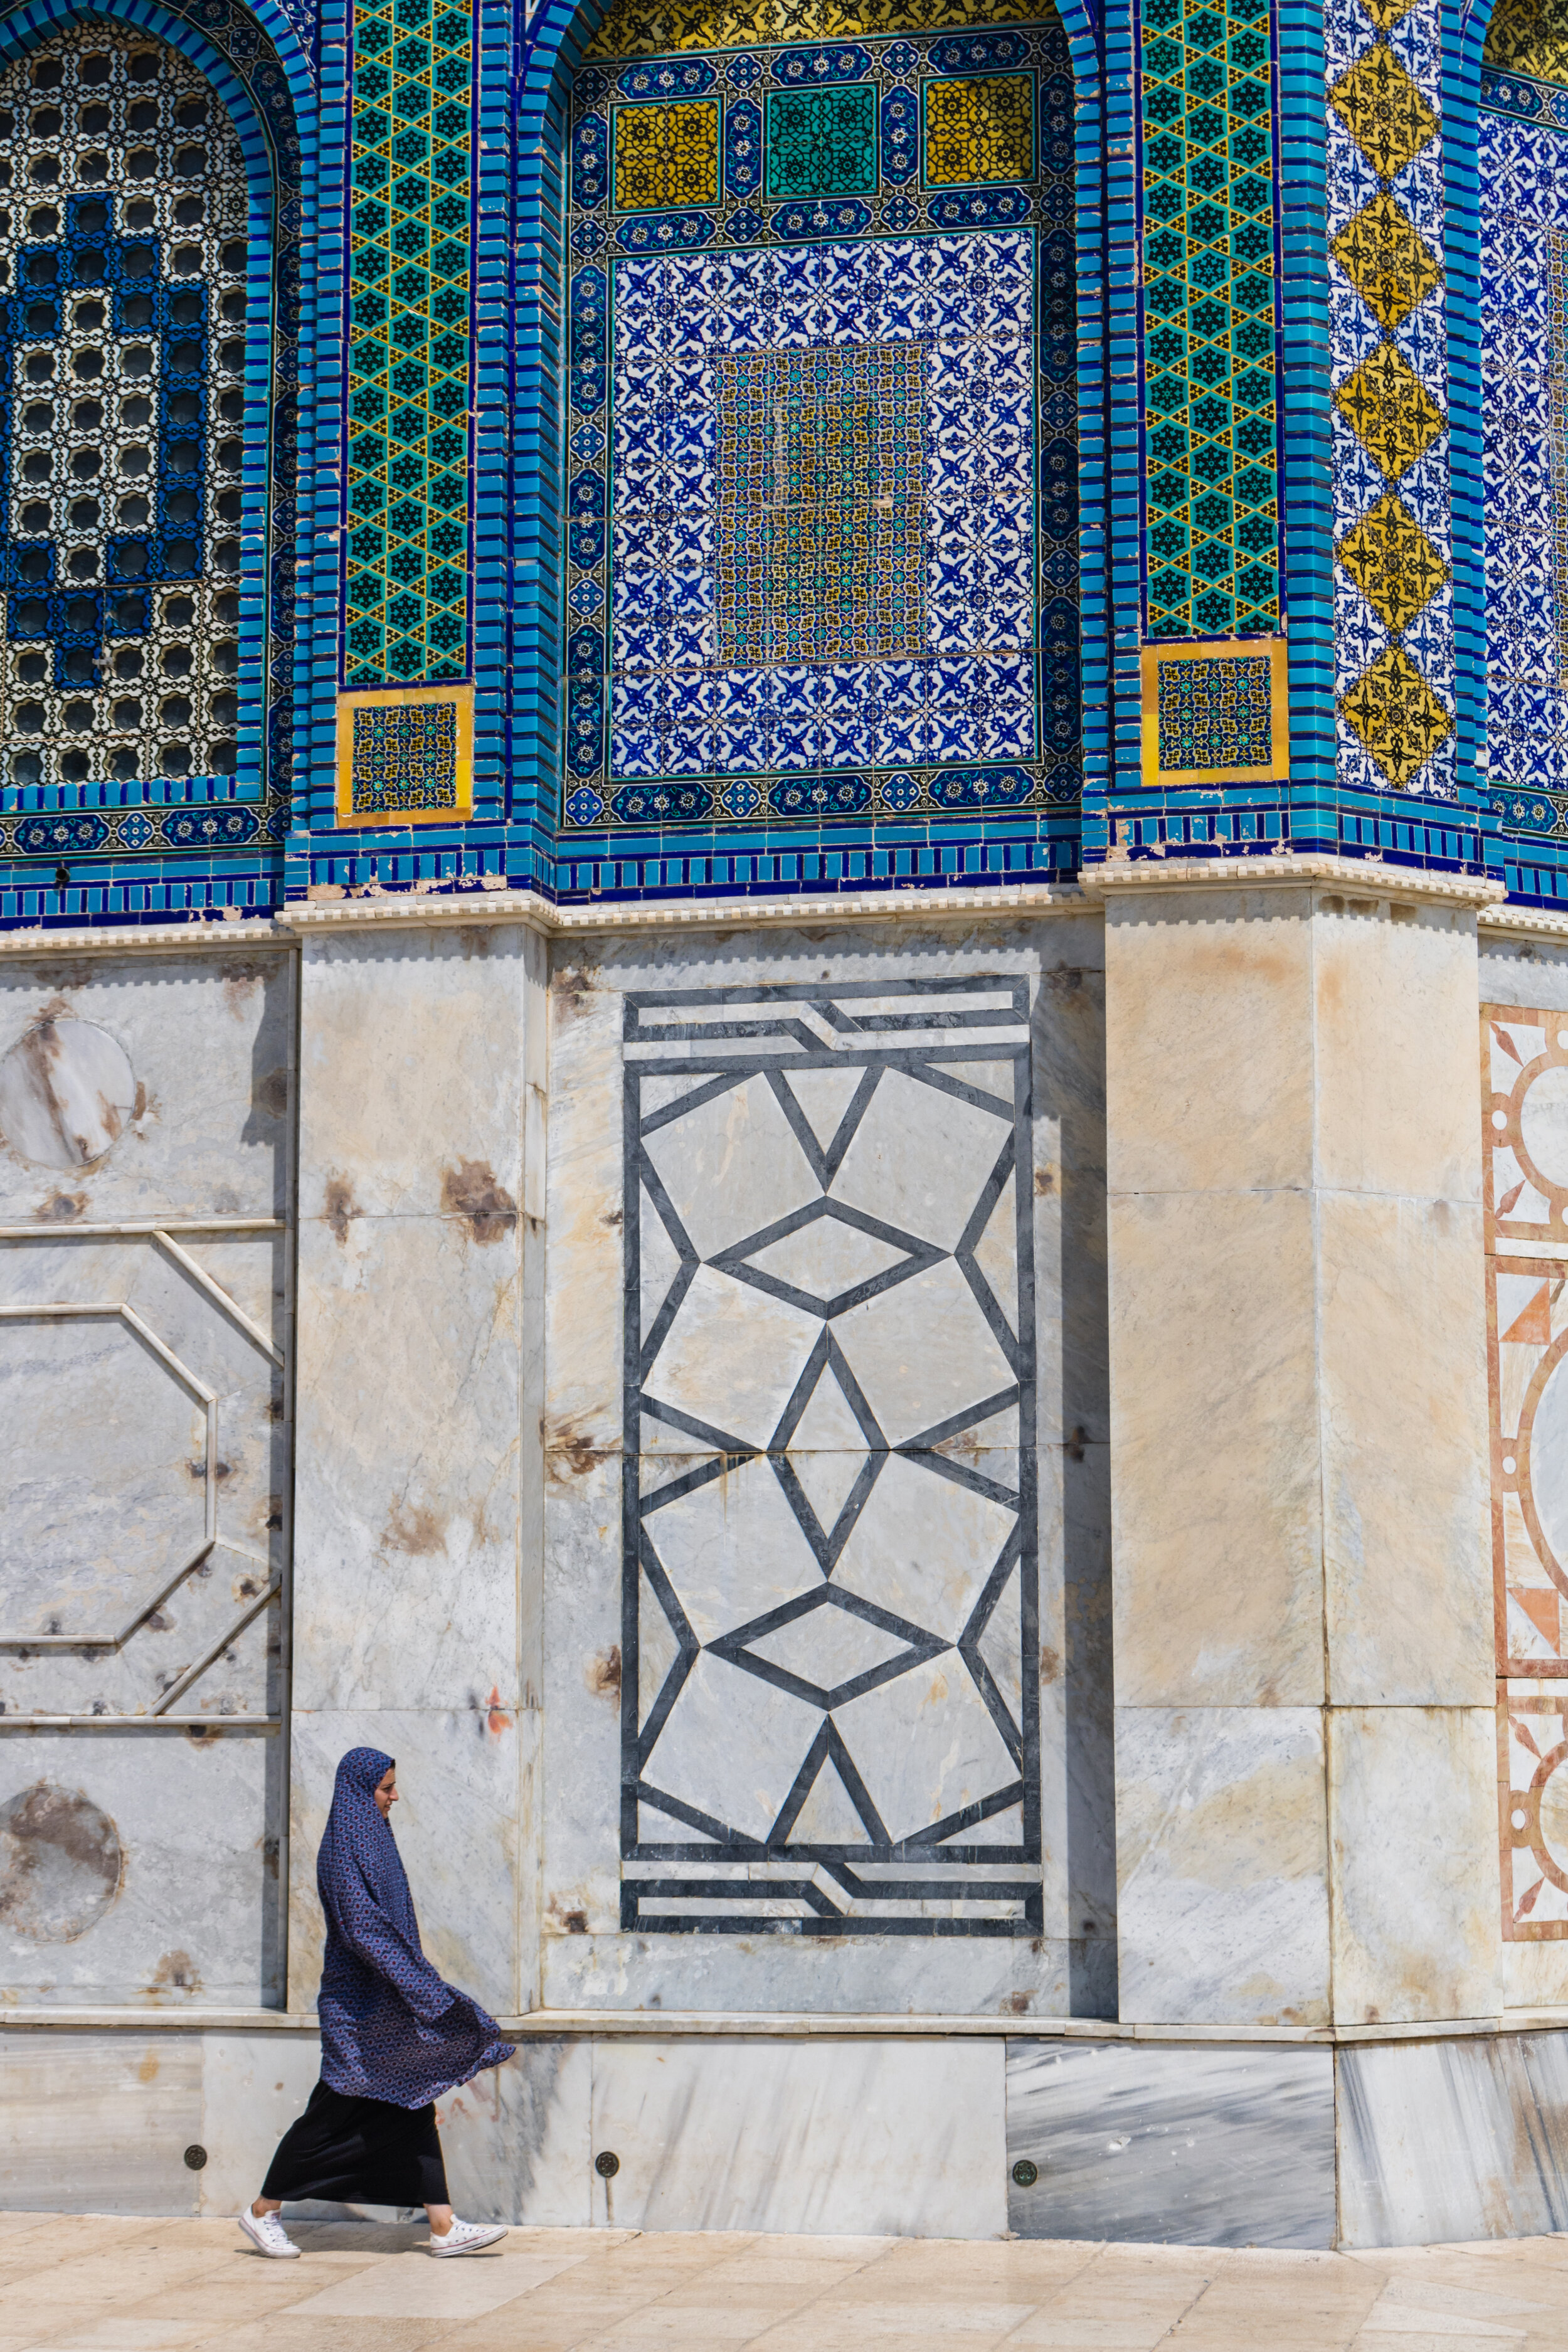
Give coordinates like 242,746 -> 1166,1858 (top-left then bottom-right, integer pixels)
3,2213 -> 1567,2350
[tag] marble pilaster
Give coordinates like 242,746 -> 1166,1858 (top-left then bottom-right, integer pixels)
289,925 -> 548,2018
1099,870 -> 1498,2030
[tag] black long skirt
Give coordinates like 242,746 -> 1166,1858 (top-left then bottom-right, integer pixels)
260,2079 -> 450,2209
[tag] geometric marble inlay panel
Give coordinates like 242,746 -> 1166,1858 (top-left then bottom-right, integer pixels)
621,976 -> 1040,1934
1485,1002 -> 1568,1939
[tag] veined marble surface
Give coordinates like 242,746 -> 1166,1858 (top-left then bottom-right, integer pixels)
586,2035 -> 1005,2238
1115,1707 -> 1330,2028
1005,2037 -> 1337,2247
1338,2031 -> 1568,2245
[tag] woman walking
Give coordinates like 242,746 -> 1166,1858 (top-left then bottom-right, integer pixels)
240,1747 -> 516,2259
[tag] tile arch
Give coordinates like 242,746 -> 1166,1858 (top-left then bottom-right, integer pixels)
0,0 -> 310,877
507,0 -> 1111,904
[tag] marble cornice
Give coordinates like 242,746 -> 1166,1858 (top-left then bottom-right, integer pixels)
1080,853 -> 1509,908
0,881 -> 1093,953
3,2005 -> 1567,2047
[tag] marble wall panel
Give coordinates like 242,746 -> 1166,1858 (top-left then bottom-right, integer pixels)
437,2038 -> 594,2228
586,2035 -> 1005,2238
1313,900 -> 1481,1203
1005,2038 -> 1337,2248
0,2027 -> 202,2212
198,2029 -> 322,2217
1101,887 -> 1315,1196
539,914 -> 1115,2015
0,948 -> 293,2008
1114,1708 -> 1330,2028
1328,1706 -> 1502,2026
1480,938 -> 1568,1014
1108,1187 -> 1324,1708
287,1708 -> 521,2020
0,1730 -> 280,2005
541,1929 -> 1074,2017
0,951 -> 292,1222
1319,1194 -> 1492,1706
291,1212 -> 523,1714
1501,1940 -> 1568,2009
1337,2030 -> 1568,2245
295,928 -> 539,1221
1,1231 -> 285,1724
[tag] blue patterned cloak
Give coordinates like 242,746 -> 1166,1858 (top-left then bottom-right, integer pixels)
315,1746 -> 515,2108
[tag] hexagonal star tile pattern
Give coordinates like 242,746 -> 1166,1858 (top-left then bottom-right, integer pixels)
621,977 -> 1041,1936
1140,0 -> 1281,640
342,0 -> 473,688
1478,21 -> 1568,836
1327,0 -> 1454,797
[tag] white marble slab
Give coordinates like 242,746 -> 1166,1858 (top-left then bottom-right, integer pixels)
198,2028 -> 322,2217
1337,2030 -> 1568,2246
0,951 -> 291,1221
541,1930 -> 1073,2016
1115,1707 -> 1330,2028
0,2026 -> 202,2212
1328,1705 -> 1502,2026
291,1209 -> 524,1714
296,927 -> 540,1222
1481,938 -> 1568,1014
0,1731 -> 279,2006
1108,1186 -> 1326,1709
586,2035 -> 1006,2236
1005,2037 -> 1336,2247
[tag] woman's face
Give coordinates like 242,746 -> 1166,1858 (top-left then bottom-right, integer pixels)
374,1766 -> 398,1818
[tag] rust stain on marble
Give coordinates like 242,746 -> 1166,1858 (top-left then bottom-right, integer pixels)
0,1781 -> 124,1943
323,1175 -> 359,1243
36,1189 -> 87,1221
442,1158 -> 517,1244
587,1646 -> 622,1699
546,1419 -> 617,1480
146,1948 -> 201,1998
385,1500 -> 447,1556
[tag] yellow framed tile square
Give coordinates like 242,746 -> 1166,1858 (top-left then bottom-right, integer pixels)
334,682 -> 475,826
922,73 -> 1035,188
611,97 -> 721,211
1140,637 -> 1289,789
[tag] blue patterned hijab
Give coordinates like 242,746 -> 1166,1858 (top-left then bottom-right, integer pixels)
315,1747 -> 514,2109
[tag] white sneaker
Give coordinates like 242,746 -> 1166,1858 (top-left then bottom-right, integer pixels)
428,2217 -> 507,2257
238,2205 -> 300,2259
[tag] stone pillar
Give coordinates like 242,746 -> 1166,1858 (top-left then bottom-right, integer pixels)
287,916 -> 548,2021
1095,862 -> 1502,2028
